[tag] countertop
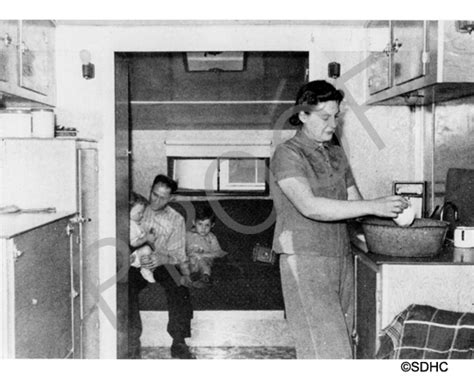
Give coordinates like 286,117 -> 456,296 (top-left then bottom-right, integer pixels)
352,243 -> 474,265
0,212 -> 76,239
0,137 -> 97,142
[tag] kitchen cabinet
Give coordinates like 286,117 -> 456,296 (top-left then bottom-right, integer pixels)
0,20 -> 55,106
0,138 -> 100,358
0,213 -> 78,358
392,21 -> 426,86
366,20 -> 474,105
354,247 -> 474,359
0,138 -> 97,213
367,21 -> 391,95
0,21 -> 17,84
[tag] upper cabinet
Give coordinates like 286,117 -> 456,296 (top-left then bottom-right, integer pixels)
367,21 -> 474,105
0,20 -> 55,106
392,21 -> 426,86
19,20 -> 54,96
0,21 -> 17,84
367,21 -> 391,95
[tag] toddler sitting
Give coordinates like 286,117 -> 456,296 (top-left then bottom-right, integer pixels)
186,206 -> 227,285
129,192 -> 156,283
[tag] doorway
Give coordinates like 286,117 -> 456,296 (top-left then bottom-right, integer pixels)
115,51 -> 308,357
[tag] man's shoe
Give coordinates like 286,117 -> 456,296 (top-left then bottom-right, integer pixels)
191,279 -> 210,289
170,342 -> 196,359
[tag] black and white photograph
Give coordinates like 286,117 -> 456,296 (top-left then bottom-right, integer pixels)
0,2 -> 473,377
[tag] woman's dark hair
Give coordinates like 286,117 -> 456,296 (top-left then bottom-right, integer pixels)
289,80 -> 344,126
194,205 -> 216,223
130,191 -> 149,207
151,174 -> 178,194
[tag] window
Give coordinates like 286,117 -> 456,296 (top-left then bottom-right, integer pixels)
168,157 -> 269,195
220,158 -> 266,191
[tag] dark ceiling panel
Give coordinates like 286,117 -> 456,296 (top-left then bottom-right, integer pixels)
128,51 -> 307,130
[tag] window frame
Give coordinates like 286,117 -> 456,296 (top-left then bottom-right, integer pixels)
167,156 -> 270,196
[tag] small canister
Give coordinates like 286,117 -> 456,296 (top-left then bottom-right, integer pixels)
0,109 -> 32,137
31,108 -> 55,138
454,226 -> 474,248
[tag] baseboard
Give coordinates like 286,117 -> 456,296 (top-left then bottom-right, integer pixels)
140,310 -> 294,347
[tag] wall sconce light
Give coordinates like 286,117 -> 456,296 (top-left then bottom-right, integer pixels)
455,21 -> 474,34
79,49 -> 95,80
328,62 -> 341,79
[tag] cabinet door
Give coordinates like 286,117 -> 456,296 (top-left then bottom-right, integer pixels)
70,222 -> 82,358
367,22 -> 391,95
355,256 -> 379,359
392,21 -> 426,86
0,21 -> 17,84
2,139 -> 77,211
14,218 -> 73,358
380,265 -> 474,328
18,20 -> 54,96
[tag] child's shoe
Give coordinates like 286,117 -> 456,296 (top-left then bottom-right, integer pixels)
140,268 -> 156,283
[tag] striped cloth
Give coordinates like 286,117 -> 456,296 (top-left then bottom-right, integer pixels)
376,304 -> 474,359
140,205 -> 187,267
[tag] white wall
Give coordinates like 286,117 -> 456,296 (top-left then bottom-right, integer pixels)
54,21 -> 421,357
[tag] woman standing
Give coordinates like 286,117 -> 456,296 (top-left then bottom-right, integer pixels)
270,80 -> 407,359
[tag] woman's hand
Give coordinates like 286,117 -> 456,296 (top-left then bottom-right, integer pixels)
368,196 -> 410,218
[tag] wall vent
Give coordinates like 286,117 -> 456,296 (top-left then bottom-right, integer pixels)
185,52 -> 245,72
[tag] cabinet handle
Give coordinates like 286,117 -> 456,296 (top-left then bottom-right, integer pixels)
383,39 -> 403,56
66,222 -> 75,236
20,41 -> 29,54
69,215 -> 91,224
2,33 -> 12,47
421,51 -> 430,64
351,330 -> 359,346
12,247 -> 24,262
392,39 -> 403,53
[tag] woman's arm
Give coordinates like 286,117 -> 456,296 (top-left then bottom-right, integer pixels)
277,176 -> 408,222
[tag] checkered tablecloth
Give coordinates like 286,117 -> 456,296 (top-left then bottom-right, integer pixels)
376,304 -> 474,359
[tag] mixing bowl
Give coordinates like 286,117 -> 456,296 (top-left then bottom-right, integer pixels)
360,217 -> 449,257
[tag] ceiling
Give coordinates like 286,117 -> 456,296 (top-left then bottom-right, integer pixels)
127,52 -> 308,130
